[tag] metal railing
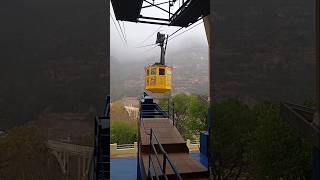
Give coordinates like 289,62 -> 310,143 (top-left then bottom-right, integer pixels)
139,97 -> 176,126
88,96 -> 110,180
117,144 -> 135,149
147,128 -> 183,180
167,99 -> 175,126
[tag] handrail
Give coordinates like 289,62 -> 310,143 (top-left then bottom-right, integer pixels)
140,94 -> 177,132
147,128 -> 183,180
89,95 -> 110,180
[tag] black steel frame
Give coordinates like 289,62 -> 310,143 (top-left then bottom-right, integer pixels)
136,0 -> 196,26
140,97 -> 175,126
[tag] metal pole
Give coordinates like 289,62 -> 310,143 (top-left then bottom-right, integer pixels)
173,103 -> 175,126
148,129 -> 153,178
168,0 -> 170,20
163,154 -> 167,175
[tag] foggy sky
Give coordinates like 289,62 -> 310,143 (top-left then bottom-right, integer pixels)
110,1 -> 208,63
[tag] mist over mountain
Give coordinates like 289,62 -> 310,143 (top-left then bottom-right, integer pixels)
111,38 -> 209,101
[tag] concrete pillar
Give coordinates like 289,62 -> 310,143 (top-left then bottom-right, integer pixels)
204,3 -> 214,176
203,16 -> 212,101
312,0 -> 320,179
314,0 -> 320,127
186,139 -> 191,147
134,142 -> 138,150
110,143 -> 117,156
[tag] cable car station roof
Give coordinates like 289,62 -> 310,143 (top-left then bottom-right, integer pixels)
111,0 -> 210,27
111,0 -> 144,22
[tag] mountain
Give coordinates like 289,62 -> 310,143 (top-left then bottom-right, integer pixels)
110,40 -> 209,101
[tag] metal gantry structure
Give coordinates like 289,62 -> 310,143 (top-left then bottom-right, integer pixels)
111,0 -> 209,27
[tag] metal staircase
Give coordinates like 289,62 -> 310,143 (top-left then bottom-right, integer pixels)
138,92 -> 209,180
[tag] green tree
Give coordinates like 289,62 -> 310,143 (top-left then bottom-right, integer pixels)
246,102 -> 312,179
210,100 -> 312,179
110,120 -> 137,144
162,93 -> 208,140
186,95 -> 208,136
211,99 -> 255,179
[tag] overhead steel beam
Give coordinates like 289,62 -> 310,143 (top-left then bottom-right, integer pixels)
142,1 -> 169,8
139,15 -> 170,22
143,0 -> 173,15
137,20 -> 170,26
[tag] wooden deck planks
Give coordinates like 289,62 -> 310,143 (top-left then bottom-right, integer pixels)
140,118 -> 185,146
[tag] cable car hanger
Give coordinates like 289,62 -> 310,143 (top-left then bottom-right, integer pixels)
144,32 -> 173,93
156,32 -> 169,65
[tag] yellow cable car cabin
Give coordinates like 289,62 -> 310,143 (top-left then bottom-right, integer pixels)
145,64 -> 172,93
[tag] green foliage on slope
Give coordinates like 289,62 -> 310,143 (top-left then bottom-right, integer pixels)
211,100 -> 312,179
110,120 -> 137,144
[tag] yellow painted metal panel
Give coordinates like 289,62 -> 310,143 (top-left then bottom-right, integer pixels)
145,64 -> 172,93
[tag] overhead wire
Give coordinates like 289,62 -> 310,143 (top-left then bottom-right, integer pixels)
135,43 -> 158,48
135,16 -> 204,49
136,25 -> 164,47
168,19 -> 204,42
122,21 -> 127,43
168,27 -> 183,38
110,13 -> 126,47
141,44 -> 159,54
117,20 -> 128,47
137,18 -> 204,54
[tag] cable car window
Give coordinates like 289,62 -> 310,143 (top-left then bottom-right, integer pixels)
166,69 -> 172,75
159,68 -> 165,75
151,68 -> 156,75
